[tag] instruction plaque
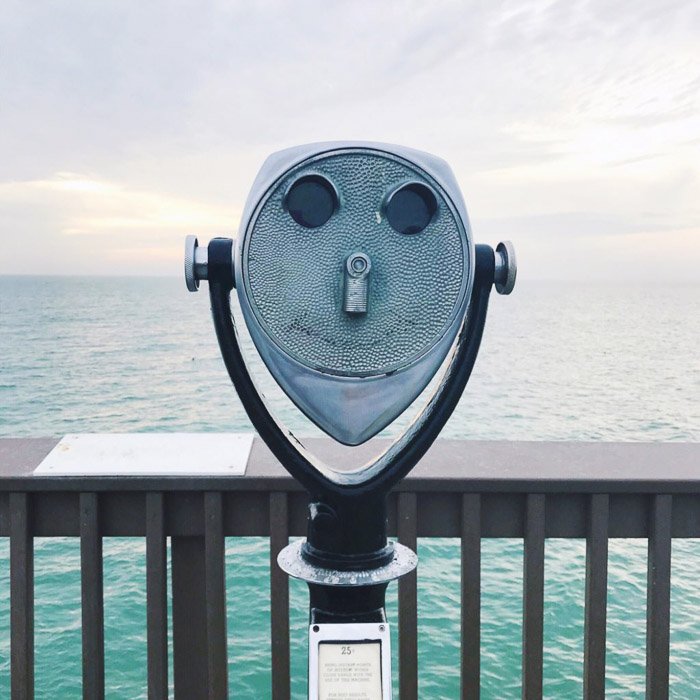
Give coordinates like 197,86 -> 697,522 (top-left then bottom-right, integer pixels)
309,623 -> 392,700
318,641 -> 382,699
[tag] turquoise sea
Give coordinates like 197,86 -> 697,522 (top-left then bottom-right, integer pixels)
0,276 -> 698,698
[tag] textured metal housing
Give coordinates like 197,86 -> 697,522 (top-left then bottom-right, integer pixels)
243,149 -> 467,376
235,142 -> 475,445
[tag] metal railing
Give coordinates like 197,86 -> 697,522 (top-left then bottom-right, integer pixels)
1,438 -> 698,699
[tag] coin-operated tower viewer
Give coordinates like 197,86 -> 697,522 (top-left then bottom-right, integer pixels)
185,142 -> 516,699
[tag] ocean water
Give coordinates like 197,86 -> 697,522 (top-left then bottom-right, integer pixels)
0,275 -> 698,698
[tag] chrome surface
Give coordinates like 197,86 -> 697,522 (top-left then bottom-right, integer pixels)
234,142 -> 475,445
343,252 -> 371,315
494,240 -> 517,295
193,246 -> 208,280
241,148 -> 469,376
184,235 -> 200,292
245,322 -> 462,446
277,539 -> 417,586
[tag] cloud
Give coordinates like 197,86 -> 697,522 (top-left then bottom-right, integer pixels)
0,0 -> 698,279
0,174 -> 239,275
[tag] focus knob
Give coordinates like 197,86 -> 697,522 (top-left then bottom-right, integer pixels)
184,235 -> 209,292
494,240 -> 517,295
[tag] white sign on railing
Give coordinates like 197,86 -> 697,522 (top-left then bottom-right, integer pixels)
35,433 -> 255,476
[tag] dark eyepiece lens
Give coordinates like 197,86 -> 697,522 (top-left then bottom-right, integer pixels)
285,175 -> 338,229
385,182 -> 438,235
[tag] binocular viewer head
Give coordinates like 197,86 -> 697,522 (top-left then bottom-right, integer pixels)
187,142 -> 516,594
186,141 -> 515,450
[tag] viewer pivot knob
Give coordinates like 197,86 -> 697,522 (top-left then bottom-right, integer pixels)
494,240 -> 517,295
184,235 -> 209,292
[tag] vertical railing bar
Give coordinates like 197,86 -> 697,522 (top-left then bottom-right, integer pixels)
583,494 -> 609,700
646,494 -> 672,700
172,537 -> 207,698
398,491 -> 418,700
204,492 -> 228,699
10,492 -> 34,700
269,492 -> 291,700
146,492 -> 168,700
522,493 -> 545,700
80,492 -> 105,700
461,493 -> 481,700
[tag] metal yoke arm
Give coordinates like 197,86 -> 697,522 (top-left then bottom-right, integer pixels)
208,241 -> 496,501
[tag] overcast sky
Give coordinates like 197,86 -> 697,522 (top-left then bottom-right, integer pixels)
1,0 -> 698,281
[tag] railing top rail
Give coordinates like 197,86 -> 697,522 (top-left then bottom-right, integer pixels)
0,437 -> 698,493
